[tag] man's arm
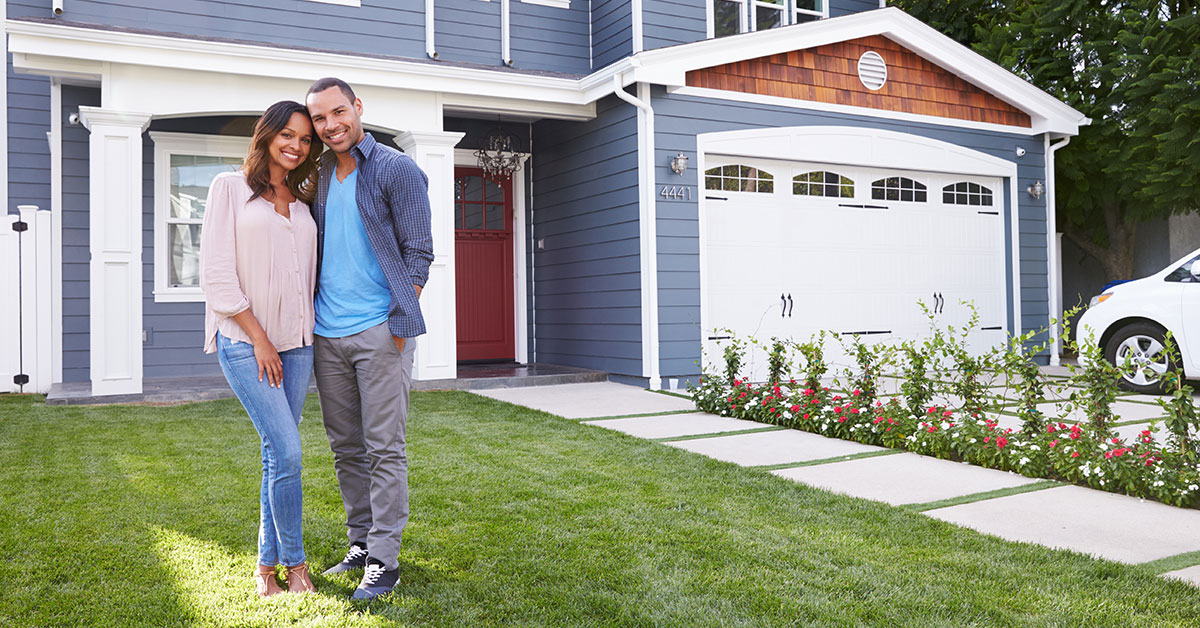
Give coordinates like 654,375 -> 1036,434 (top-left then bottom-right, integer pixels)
391,156 -> 435,292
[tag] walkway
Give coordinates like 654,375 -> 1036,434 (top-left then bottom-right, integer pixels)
473,381 -> 1200,586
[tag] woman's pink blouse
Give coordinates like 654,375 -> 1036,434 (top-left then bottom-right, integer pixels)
200,171 -> 317,354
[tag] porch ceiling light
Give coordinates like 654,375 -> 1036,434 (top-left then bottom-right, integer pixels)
475,127 -> 522,180
1027,180 -> 1045,199
670,152 -> 689,176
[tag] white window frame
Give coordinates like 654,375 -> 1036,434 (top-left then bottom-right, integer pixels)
305,0 -> 361,7
521,0 -> 570,7
150,132 -> 250,303
708,0 -> 827,38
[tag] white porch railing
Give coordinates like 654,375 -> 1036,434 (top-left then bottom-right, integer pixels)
0,206 -> 53,394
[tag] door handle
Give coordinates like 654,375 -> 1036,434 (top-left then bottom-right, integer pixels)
787,293 -> 794,318
781,293 -> 787,317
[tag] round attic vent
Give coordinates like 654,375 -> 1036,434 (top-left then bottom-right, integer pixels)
857,51 -> 888,90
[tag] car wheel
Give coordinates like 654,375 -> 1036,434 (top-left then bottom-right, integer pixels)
1102,323 -> 1176,394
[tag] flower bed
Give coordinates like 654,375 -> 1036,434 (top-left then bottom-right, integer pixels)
690,315 -> 1200,508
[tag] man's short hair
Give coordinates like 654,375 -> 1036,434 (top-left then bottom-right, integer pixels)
307,77 -> 356,104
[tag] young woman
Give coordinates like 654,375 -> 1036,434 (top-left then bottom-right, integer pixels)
200,101 -> 322,597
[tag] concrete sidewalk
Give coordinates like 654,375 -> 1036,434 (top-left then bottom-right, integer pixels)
473,381 -> 1200,586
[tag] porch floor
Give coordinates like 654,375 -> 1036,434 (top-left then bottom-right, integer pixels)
44,362 -> 607,406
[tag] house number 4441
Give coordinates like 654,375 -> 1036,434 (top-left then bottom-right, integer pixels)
659,186 -> 692,201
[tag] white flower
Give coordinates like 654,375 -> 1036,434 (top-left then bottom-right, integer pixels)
1190,484 -> 1198,491
1029,445 -> 1040,451
1019,457 -> 1031,466
969,438 -> 977,444
1154,480 -> 1165,487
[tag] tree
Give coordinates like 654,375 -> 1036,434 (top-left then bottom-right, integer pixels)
893,0 -> 1200,283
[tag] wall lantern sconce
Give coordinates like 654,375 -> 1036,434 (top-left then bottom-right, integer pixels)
669,152 -> 689,176
1027,181 -> 1044,200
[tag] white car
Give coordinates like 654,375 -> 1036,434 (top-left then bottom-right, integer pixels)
1076,246 -> 1200,394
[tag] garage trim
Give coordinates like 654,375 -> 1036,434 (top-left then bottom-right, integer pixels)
695,125 -> 1022,358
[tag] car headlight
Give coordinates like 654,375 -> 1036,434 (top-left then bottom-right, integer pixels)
1089,292 -> 1113,307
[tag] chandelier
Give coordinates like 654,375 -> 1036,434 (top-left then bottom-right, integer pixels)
475,126 -> 522,180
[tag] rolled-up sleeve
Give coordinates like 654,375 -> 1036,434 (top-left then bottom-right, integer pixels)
199,174 -> 251,317
392,157 -> 435,288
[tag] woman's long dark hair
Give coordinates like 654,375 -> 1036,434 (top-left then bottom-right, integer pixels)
243,100 -> 322,204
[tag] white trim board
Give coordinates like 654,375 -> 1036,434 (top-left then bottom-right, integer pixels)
453,148 -> 531,365
696,125 -> 1024,364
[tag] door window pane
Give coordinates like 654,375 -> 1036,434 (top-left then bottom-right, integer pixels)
485,204 -> 506,230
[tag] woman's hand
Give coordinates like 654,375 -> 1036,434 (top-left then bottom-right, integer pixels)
253,338 -> 284,388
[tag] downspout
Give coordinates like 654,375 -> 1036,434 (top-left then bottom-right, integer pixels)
631,0 -> 644,54
426,0 -> 438,59
501,0 -> 513,66
612,75 -> 662,390
1047,135 -> 1071,366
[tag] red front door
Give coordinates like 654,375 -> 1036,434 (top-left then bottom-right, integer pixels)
454,168 -> 515,362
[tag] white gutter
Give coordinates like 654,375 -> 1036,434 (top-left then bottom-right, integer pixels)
501,0 -> 513,66
612,75 -> 661,390
631,0 -> 644,54
1047,135 -> 1070,365
426,0 -> 438,59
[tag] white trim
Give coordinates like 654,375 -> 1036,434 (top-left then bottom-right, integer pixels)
632,0 -> 644,54
425,0 -> 437,59
705,0 -> 716,39
696,126 -> 1022,364
306,0 -> 361,6
453,148 -> 531,364
521,0 -> 570,7
50,79 -> 63,384
149,132 -> 249,303
612,77 -> 662,390
0,0 -> 7,222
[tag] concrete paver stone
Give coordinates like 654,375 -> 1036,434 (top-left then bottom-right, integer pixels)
665,429 -> 885,467
1162,565 -> 1200,586
473,382 -> 696,419
583,413 -> 763,439
926,485 -> 1200,563
773,452 -> 1040,505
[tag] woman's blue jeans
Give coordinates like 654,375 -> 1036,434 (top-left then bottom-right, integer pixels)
216,332 -> 313,567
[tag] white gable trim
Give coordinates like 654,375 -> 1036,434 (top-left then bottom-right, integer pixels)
619,7 -> 1089,136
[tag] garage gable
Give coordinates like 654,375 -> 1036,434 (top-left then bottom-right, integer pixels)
685,35 -> 1032,129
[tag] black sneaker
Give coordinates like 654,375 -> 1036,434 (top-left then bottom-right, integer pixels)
322,542 -> 368,575
351,558 -> 398,600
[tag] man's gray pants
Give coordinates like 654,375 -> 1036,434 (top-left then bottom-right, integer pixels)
314,322 -> 415,571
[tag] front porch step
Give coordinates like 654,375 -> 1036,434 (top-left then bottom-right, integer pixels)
44,363 -> 608,405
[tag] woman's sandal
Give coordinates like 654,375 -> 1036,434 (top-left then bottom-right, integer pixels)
255,565 -> 284,597
284,562 -> 316,594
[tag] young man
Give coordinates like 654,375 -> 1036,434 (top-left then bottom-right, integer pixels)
305,77 -> 433,600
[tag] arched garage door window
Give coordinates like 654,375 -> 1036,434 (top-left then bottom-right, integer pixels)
705,165 -> 775,193
793,171 -> 854,198
943,181 -> 994,206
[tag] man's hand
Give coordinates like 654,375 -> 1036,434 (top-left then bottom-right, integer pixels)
414,284 -> 422,299
393,335 -> 406,354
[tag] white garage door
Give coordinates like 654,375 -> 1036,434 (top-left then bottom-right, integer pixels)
702,157 -> 1008,379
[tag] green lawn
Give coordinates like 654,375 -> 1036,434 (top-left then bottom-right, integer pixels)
1,391 -> 1198,627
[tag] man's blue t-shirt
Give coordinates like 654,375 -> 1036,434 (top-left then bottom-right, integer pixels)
314,169 -> 392,338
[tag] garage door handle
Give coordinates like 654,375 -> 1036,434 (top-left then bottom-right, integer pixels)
787,293 -> 794,318
980,326 -> 1002,331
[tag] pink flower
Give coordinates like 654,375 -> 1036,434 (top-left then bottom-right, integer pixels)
1049,439 -> 1059,448
853,389 -> 862,396
984,437 -> 991,443
1111,437 -> 1121,445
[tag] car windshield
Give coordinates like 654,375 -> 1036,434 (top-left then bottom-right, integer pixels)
1165,252 -> 1200,283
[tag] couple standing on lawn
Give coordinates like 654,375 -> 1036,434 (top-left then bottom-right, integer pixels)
199,77 -> 429,600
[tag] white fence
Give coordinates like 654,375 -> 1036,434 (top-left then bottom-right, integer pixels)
0,206 -> 53,394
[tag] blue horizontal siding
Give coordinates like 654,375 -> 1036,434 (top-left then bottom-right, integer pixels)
8,0 -> 426,61
642,0 -> 707,51
651,85 -> 1049,378
531,94 -> 641,376
435,0 -> 502,66
592,0 -> 632,69
511,0 -> 591,73
830,0 -> 882,17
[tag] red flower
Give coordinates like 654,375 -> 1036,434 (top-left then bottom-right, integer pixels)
833,395 -> 843,402
1049,439 -> 1059,448
942,410 -> 953,418
1111,437 -> 1121,445
739,392 -> 746,399
887,418 -> 896,425
928,425 -> 937,433
803,413 -> 810,420
838,417 -> 847,423
850,408 -> 860,415
1071,452 -> 1080,458
789,379 -> 797,385
1069,431 -> 1080,440
984,437 -> 991,443
834,406 -> 843,414
996,436 -> 1008,449
927,407 -> 937,415
1104,451 -> 1113,459
885,427 -> 892,432
1047,424 -> 1057,433
769,408 -> 777,414
853,389 -> 862,396
790,405 -> 800,412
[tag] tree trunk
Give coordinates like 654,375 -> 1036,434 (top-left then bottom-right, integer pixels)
1062,203 -> 1137,285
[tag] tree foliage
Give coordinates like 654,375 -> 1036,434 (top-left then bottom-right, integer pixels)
893,0 -> 1200,282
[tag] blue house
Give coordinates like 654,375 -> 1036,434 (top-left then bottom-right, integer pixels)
1,0 -> 1087,398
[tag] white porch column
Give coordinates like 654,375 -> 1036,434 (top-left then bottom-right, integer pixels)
395,130 -> 465,381
78,107 -> 152,396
